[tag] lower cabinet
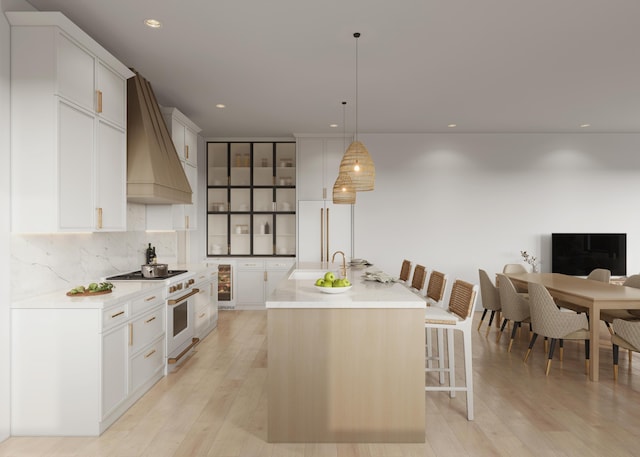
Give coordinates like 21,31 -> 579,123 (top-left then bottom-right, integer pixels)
11,287 -> 166,436
236,259 -> 294,309
194,267 -> 219,338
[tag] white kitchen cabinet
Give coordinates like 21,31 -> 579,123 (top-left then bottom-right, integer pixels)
194,268 -> 219,339
11,285 -> 166,436
295,135 -> 353,201
297,201 -> 353,263
8,12 -> 132,233
236,259 -> 295,309
146,107 -> 202,231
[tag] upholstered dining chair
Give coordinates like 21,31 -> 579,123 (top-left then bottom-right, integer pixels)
424,279 -> 478,420
478,269 -> 501,336
524,283 -> 590,376
503,264 -> 527,274
424,270 -> 448,383
399,259 -> 412,283
496,274 -> 531,352
602,274 -> 640,369
409,264 -> 427,294
611,317 -> 640,380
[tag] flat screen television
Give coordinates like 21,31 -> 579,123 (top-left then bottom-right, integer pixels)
551,233 -> 627,276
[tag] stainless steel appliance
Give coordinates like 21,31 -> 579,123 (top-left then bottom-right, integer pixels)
105,269 -> 199,370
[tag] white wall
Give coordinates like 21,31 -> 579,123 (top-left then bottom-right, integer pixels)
354,133 -> 640,303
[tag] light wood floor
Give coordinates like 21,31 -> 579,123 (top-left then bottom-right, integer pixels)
2,310 -> 640,456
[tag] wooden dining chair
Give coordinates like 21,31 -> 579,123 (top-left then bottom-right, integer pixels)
399,259 -> 412,283
496,274 -> 531,352
524,283 -> 590,376
409,264 -> 427,294
424,279 -> 478,420
424,270 -> 448,383
478,269 -> 501,336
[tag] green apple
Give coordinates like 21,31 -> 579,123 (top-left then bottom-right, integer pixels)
324,271 -> 336,282
315,278 -> 325,286
333,279 -> 345,287
322,280 -> 334,287
343,279 -> 351,287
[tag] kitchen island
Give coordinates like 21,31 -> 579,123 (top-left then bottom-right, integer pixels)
266,263 -> 425,443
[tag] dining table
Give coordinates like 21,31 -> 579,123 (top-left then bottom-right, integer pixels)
504,272 -> 640,381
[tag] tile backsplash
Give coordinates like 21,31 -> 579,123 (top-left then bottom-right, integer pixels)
10,204 -> 179,301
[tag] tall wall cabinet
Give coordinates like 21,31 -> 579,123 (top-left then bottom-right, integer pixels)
146,107 -> 202,231
8,12 -> 133,233
207,141 -> 296,257
295,135 -> 354,261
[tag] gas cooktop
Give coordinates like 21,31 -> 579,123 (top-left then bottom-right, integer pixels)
106,270 -> 188,281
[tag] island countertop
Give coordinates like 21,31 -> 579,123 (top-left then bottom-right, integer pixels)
266,261 -> 425,309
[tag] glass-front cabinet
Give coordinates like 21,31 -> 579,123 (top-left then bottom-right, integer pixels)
207,141 -> 296,257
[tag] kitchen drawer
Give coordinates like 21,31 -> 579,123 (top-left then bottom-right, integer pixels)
102,303 -> 129,330
130,336 -> 164,394
266,260 -> 294,270
195,306 -> 210,336
237,260 -> 265,270
129,306 -> 164,355
130,288 -> 164,316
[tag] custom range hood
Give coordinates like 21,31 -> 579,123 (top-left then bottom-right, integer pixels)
127,70 -> 192,204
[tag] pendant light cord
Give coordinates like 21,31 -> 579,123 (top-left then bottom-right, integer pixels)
354,32 -> 360,142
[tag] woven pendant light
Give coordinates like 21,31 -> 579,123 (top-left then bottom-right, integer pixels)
339,32 -> 375,192
333,101 -> 356,204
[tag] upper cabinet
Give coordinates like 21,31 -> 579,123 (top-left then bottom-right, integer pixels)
207,142 -> 296,257
146,107 -> 202,231
8,12 -> 133,233
295,135 -> 353,201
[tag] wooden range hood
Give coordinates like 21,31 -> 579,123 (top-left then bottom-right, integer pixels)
126,70 -> 192,205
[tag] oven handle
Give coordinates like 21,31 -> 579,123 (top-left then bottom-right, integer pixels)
167,288 -> 200,306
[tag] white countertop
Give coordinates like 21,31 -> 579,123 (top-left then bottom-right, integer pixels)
12,281 -> 166,310
266,262 -> 426,309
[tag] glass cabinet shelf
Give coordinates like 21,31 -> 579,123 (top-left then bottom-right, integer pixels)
206,141 -> 296,257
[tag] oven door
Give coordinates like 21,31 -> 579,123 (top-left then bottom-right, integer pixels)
167,287 -> 199,364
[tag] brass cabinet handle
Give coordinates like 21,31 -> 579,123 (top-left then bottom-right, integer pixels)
129,323 -> 133,346
144,295 -> 157,302
185,216 -> 189,229
144,349 -> 156,359
111,310 -> 124,318
185,144 -> 189,160
97,207 -> 103,229
144,316 -> 156,324
199,313 -> 205,318
96,90 -> 103,113
320,208 -> 324,262
326,207 -> 330,263
264,271 -> 267,281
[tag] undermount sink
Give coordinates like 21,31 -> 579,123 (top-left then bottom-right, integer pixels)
288,269 -> 337,280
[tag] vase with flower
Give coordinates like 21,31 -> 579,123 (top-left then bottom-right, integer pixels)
520,250 -> 540,273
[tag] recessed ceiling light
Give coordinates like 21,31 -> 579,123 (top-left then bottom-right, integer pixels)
215,104 -> 226,109
580,123 -> 591,128
329,124 -> 338,128
447,123 -> 457,128
144,19 -> 162,28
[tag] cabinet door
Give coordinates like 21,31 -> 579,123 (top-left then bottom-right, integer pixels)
58,100 -> 95,230
102,325 -> 128,419
296,137 -> 347,201
173,162 -> 197,230
236,263 -> 265,307
56,32 -> 94,110
96,61 -> 126,127
96,120 -> 127,231
184,126 -> 198,167
297,201 -> 352,263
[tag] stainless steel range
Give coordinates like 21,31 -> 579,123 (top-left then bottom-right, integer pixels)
106,269 -> 200,370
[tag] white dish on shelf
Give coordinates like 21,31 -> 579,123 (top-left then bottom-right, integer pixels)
314,285 -> 352,294
350,258 -> 368,265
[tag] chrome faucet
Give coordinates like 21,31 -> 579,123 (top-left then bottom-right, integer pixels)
331,250 -> 347,278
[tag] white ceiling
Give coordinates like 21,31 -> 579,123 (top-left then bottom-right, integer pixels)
22,0 -> 640,138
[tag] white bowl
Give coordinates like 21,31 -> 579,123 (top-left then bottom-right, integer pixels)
314,285 -> 352,294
